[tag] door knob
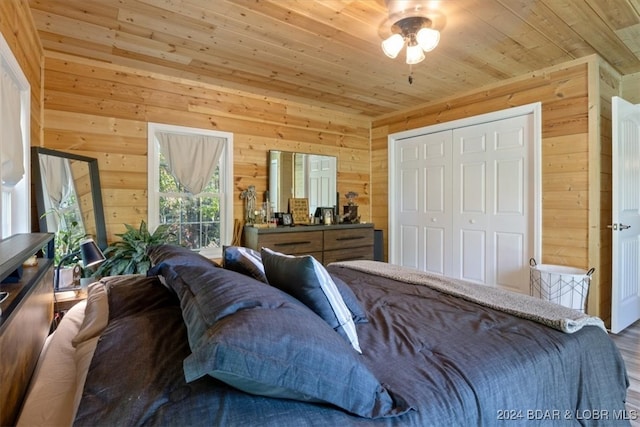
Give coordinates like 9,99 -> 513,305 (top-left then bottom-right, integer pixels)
607,223 -> 631,230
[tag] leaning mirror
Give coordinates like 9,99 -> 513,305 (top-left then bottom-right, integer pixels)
268,150 -> 337,216
31,147 -> 107,254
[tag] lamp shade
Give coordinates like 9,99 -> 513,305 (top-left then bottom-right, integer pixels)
406,43 -> 425,64
416,27 -> 440,52
54,238 -> 105,291
381,33 -> 405,58
79,238 -> 106,268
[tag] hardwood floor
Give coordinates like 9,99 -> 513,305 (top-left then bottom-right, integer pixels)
610,320 -> 640,427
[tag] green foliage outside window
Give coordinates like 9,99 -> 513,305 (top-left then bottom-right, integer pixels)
158,153 -> 221,251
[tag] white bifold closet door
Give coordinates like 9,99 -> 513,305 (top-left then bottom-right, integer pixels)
396,130 -> 453,276
393,113 -> 534,294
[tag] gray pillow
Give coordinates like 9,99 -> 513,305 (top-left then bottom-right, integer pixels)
222,245 -> 268,283
221,245 -> 368,324
261,248 -> 361,353
147,244 -> 408,418
332,275 -> 368,324
183,303 -> 410,419
150,264 -> 303,349
147,244 -> 221,270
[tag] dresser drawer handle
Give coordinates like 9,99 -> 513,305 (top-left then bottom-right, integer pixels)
274,241 -> 311,246
336,236 -> 364,241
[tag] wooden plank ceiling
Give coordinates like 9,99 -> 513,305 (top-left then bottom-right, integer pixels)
28,0 -> 640,117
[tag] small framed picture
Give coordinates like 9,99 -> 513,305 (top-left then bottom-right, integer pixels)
319,207 -> 334,221
288,198 -> 309,224
282,213 -> 293,226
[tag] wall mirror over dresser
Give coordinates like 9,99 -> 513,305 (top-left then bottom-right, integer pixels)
31,147 -> 108,252
253,151 -> 377,264
268,150 -> 337,217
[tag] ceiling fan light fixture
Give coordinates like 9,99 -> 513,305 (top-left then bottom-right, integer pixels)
378,2 -> 445,73
382,33 -> 405,59
406,42 -> 425,65
416,27 -> 440,52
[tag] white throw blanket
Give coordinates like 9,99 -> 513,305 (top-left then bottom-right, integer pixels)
330,260 -> 605,333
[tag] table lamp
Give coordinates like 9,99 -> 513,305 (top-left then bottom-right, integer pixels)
54,238 -> 106,291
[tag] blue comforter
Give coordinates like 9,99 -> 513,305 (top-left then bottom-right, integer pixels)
74,265 -> 629,426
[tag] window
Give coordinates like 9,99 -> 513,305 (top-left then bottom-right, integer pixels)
148,123 -> 233,258
0,33 -> 30,238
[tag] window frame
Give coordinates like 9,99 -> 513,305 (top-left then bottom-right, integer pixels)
0,32 -> 30,238
148,122 -> 233,258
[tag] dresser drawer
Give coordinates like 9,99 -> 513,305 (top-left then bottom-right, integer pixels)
243,225 -> 374,266
256,231 -> 323,255
323,227 -> 373,251
324,246 -> 374,264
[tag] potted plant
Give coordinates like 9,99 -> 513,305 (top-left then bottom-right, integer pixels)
41,209 -> 85,264
93,220 -> 176,277
41,209 -> 88,288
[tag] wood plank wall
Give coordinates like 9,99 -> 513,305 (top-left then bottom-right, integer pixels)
622,73 -> 640,103
41,52 -> 371,243
371,57 -> 613,319
0,0 -> 44,231
0,0 -> 43,148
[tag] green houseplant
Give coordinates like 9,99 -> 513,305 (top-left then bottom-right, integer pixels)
41,209 -> 85,266
40,209 -> 87,288
93,220 -> 176,277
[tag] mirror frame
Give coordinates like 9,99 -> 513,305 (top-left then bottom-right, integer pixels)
31,147 -> 108,250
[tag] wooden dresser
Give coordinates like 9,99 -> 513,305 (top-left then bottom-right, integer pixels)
0,233 -> 55,426
243,223 -> 374,264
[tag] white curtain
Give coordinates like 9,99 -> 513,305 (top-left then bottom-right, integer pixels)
157,133 -> 225,195
40,155 -> 74,231
0,70 -> 24,189
40,155 -> 74,209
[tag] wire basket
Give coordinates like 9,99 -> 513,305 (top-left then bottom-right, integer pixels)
529,258 -> 594,313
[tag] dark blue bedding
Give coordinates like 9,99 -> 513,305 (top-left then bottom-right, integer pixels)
73,264 -> 629,426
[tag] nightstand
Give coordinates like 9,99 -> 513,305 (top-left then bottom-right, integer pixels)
54,290 -> 87,312
51,290 -> 87,332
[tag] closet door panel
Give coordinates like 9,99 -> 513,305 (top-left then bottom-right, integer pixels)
398,162 -> 420,269
454,126 -> 490,284
400,167 -> 419,212
425,166 -> 445,212
422,134 -> 451,274
424,165 -> 447,274
397,141 -> 422,270
491,116 -> 531,294
461,162 -> 486,213
460,229 -> 486,282
395,131 -> 452,273
450,114 -> 532,290
495,231 -> 525,290
425,226 -> 446,274
399,224 -> 420,269
495,159 -> 523,214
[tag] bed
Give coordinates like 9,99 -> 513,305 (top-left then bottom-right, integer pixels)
17,244 -> 629,426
